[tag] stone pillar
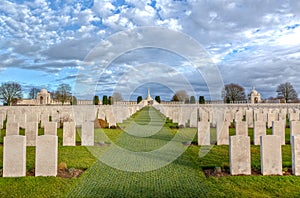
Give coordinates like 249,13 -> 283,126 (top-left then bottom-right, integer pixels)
216,121 -> 230,145
292,135 -> 300,175
25,122 -> 38,146
63,122 -> 76,146
44,122 -> 57,136
81,122 -> 94,146
35,135 -> 58,176
3,135 -> 26,177
197,121 -> 210,145
230,135 -> 251,175
6,122 -> 19,136
260,135 -> 282,175
235,121 -> 248,136
253,121 -> 266,145
272,120 -> 285,145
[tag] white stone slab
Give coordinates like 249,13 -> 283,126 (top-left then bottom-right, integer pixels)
272,120 -> 286,145
81,122 -> 94,146
292,135 -> 300,175
25,122 -> 38,146
260,135 -> 282,175
230,135 -> 251,175
63,122 -> 76,146
197,121 -> 210,145
35,135 -> 58,177
6,122 -> 19,136
235,121 -> 248,136
290,121 -> 300,142
3,135 -> 26,177
254,121 -> 266,145
44,122 -> 57,136
216,121 -> 230,145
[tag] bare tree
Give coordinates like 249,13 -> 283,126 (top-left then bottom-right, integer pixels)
171,90 -> 189,102
28,87 -> 40,99
54,83 -> 72,105
276,82 -> 298,102
112,92 -> 123,102
223,83 -> 245,103
0,82 -> 23,106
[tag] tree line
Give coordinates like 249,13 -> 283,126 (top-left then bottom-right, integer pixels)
0,81 -> 298,105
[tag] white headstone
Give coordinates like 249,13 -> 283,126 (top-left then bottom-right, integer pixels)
234,111 -> 243,122
6,114 -> 15,124
63,122 -> 76,146
267,112 -> 278,128
235,121 -> 248,136
81,122 -> 94,146
25,122 -> 38,146
199,110 -> 209,122
289,113 -> 299,121
292,135 -> 300,175
197,121 -> 210,145
44,122 -> 57,136
15,113 -> 26,129
3,135 -> 26,177
6,122 -> 19,136
35,135 -> 58,176
253,121 -> 266,145
216,121 -> 230,145
260,135 -> 282,175
246,110 -> 254,128
290,121 -> 300,142
230,135 -> 251,175
27,113 -> 39,123
272,120 -> 285,145
0,114 -> 3,129
40,114 -> 49,128
189,108 -> 198,128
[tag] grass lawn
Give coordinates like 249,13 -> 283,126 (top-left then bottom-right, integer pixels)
0,106 -> 300,197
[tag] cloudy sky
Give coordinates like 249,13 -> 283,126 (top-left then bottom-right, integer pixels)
0,0 -> 300,101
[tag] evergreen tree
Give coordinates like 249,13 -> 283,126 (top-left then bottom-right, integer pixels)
137,96 -> 143,104
102,95 -> 108,105
93,95 -> 99,105
190,96 -> 196,104
155,96 -> 161,103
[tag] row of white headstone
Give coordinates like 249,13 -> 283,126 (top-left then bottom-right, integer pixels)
197,120 -> 300,146
154,104 -> 300,176
0,105 -> 142,130
229,135 -> 300,176
4,121 -> 95,146
2,121 -> 94,177
154,103 -> 300,129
